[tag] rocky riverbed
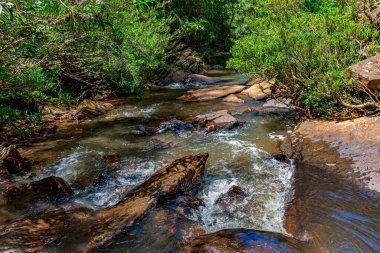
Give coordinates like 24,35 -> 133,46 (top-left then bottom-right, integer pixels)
1,70 -> 379,252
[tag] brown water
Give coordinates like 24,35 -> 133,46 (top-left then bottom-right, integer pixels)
0,70 -> 379,252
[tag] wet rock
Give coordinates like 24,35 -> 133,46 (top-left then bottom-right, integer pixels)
4,176 -> 74,203
183,227 -> 206,244
74,100 -> 114,120
178,85 -> 246,102
175,196 -> 205,209
215,185 -> 248,213
101,154 -> 121,169
222,94 -> 245,103
0,145 -> 31,175
348,53 -> 380,91
192,110 -> 244,131
180,229 -> 301,253
0,205 -> 91,253
0,154 -> 209,253
240,79 -> 275,100
157,118 -> 195,134
130,125 -> 157,136
287,117 -> 380,193
86,153 -> 209,251
228,185 -> 247,197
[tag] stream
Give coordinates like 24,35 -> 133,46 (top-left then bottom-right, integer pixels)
1,70 -> 379,252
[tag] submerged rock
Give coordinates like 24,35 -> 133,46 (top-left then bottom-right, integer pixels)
130,125 -> 157,136
240,79 -> 275,100
74,100 -> 114,120
348,53 -> 380,91
101,154 -> 121,169
0,145 -> 31,175
192,110 -> 244,132
178,85 -> 246,102
215,185 -> 248,214
157,118 -> 195,134
0,154 -> 209,252
4,176 -> 74,203
180,229 -> 300,253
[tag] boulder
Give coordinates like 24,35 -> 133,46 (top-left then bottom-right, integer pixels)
4,176 -> 74,203
0,154 -> 209,252
222,94 -> 245,103
240,79 -> 275,100
74,100 -> 114,120
348,53 -> 380,91
178,85 -> 246,102
0,145 -> 31,175
192,110 -> 243,131
180,229 -> 301,253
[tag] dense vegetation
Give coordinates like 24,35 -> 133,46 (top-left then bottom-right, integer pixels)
1,0 -> 380,138
229,0 -> 380,117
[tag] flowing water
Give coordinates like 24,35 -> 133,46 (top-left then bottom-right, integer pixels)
0,70 -> 379,252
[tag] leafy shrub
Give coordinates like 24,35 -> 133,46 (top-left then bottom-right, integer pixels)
228,0 -> 380,117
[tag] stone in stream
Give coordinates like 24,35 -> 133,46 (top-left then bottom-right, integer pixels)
0,153 -> 209,253
192,110 -> 244,132
240,79 -> 276,100
4,176 -> 74,204
222,94 -> 245,103
178,85 -> 246,102
180,229 -> 301,253
74,100 -> 114,120
157,118 -> 195,134
215,185 -> 248,214
0,145 -> 31,175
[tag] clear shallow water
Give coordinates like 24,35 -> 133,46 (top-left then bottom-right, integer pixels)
0,70 -> 379,252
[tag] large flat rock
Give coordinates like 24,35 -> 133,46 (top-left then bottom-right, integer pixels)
288,116 -> 380,192
178,85 -> 246,102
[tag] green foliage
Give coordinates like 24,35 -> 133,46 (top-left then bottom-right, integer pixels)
0,105 -> 20,125
228,0 -> 380,117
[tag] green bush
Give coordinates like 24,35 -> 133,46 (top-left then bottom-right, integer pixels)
228,0 -> 380,117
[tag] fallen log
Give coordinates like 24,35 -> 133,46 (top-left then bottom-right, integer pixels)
0,153 -> 209,253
